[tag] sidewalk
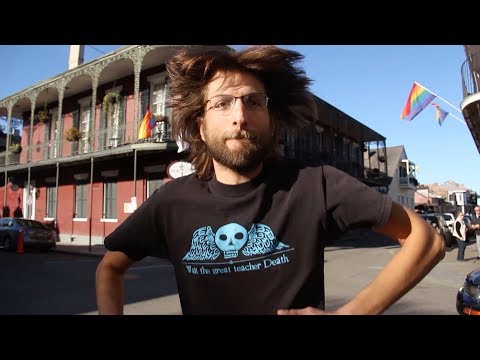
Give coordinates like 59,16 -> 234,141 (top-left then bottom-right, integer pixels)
53,243 -> 106,257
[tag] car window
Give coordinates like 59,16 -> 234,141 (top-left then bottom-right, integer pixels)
2,219 -> 14,227
443,214 -> 453,221
16,219 -> 47,229
420,214 -> 438,225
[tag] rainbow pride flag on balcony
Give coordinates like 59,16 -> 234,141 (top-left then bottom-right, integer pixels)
400,82 -> 436,121
138,108 -> 155,139
431,102 -> 448,126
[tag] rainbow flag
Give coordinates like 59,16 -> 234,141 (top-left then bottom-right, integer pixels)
431,102 -> 448,126
138,109 -> 155,139
400,82 -> 436,121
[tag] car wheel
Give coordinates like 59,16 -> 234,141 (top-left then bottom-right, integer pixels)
3,236 -> 15,251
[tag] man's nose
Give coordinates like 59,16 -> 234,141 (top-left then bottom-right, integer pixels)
231,98 -> 248,126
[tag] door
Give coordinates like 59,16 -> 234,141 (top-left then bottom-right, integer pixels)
22,181 -> 36,220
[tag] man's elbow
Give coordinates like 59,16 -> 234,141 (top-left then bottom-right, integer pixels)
431,229 -> 446,263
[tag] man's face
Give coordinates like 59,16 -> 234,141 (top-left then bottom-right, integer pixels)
199,71 -> 273,173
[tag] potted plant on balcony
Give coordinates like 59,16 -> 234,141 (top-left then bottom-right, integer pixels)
37,104 -> 50,123
102,92 -> 121,117
9,143 -> 22,154
65,127 -> 81,142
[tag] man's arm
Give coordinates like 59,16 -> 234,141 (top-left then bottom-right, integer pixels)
278,202 -> 445,315
335,202 -> 445,314
96,250 -> 135,315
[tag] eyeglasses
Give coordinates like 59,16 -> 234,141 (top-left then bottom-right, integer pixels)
205,93 -> 269,116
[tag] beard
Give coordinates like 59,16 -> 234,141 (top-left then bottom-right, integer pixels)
204,128 -> 273,173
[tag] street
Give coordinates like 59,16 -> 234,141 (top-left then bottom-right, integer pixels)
1,232 -> 478,315
324,230 -> 479,315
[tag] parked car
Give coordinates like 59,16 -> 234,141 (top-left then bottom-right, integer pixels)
463,214 -> 476,241
419,213 -> 454,247
441,213 -> 455,232
0,217 -> 57,252
456,268 -> 480,315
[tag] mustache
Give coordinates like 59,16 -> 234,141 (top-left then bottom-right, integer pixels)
224,130 -> 256,140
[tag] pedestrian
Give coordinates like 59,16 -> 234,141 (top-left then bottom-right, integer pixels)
470,205 -> 480,259
95,45 -> 445,315
452,212 -> 468,261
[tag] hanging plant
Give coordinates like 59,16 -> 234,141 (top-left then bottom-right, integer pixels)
37,103 -> 50,123
102,92 -> 122,116
65,127 -> 81,142
9,143 -> 22,154
38,110 -> 50,123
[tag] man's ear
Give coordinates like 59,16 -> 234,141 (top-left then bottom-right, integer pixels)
197,117 -> 205,141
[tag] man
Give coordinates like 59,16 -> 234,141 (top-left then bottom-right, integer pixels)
95,45 -> 445,315
471,206 -> 480,259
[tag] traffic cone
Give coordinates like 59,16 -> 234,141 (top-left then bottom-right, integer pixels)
16,230 -> 24,254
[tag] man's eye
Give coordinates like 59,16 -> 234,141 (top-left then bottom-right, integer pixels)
214,101 -> 230,109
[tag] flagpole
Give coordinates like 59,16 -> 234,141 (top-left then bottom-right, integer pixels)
414,81 -> 462,114
414,81 -> 467,125
447,112 -> 467,125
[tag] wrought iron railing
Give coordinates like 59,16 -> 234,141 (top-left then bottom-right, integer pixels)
461,51 -> 480,97
0,120 -> 173,167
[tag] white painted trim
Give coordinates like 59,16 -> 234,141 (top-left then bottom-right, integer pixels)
101,218 -> 118,223
73,218 -> 88,222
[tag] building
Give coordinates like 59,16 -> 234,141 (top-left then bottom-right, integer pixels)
0,45 -> 389,246
460,45 -> 480,154
372,145 -> 418,209
414,187 -> 452,214
421,180 -> 477,215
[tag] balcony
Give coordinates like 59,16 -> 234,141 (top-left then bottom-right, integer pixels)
399,176 -> 418,189
0,120 -> 175,170
460,47 -> 480,155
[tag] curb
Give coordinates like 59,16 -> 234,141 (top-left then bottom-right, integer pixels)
51,245 -> 105,258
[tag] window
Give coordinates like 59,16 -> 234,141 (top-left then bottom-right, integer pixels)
104,87 -> 122,148
48,109 -> 59,159
147,172 -> 165,198
103,178 -> 117,219
78,97 -> 92,153
152,82 -> 167,116
75,181 -> 87,218
46,185 -> 56,218
148,73 -> 171,141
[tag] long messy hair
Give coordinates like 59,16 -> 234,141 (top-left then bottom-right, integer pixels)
166,45 -> 317,180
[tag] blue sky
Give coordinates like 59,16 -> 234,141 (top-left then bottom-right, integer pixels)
0,45 -> 478,193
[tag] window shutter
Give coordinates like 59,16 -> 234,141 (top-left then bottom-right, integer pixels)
119,95 -> 126,142
99,101 -> 106,150
43,121 -> 50,160
57,113 -> 64,157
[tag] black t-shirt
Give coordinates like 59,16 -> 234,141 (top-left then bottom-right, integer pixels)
104,159 -> 392,314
